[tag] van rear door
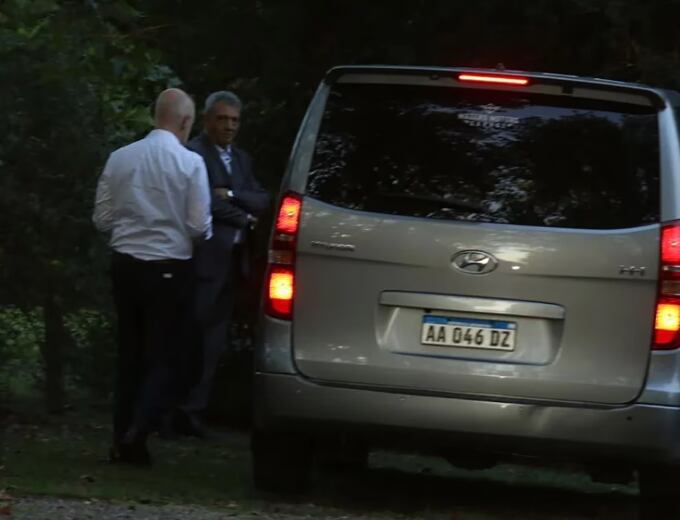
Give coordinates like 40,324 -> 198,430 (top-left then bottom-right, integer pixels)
292,72 -> 662,405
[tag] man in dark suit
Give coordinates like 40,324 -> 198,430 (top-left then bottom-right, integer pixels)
180,91 -> 270,436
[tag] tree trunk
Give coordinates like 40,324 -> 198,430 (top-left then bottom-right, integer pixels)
41,292 -> 67,413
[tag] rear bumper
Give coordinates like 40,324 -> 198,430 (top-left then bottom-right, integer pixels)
254,372 -> 680,465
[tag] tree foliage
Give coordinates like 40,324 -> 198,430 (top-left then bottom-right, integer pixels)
128,0 -> 680,193
0,0 -> 178,409
0,0 -> 178,308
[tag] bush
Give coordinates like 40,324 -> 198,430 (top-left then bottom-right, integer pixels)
64,309 -> 116,401
0,307 -> 43,402
0,306 -> 116,406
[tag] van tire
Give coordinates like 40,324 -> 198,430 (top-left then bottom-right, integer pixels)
638,465 -> 680,518
251,430 -> 313,493
318,438 -> 369,473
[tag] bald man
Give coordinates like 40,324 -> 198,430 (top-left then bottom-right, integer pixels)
93,88 -> 212,466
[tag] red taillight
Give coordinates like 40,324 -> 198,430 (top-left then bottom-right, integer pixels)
265,192 -> 301,320
458,73 -> 530,86
266,266 -> 294,318
662,224 -> 680,264
276,195 -> 302,235
654,221 -> 680,349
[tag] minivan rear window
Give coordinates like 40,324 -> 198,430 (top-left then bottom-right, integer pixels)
306,83 -> 660,229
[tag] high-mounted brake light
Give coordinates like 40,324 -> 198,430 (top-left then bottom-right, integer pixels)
265,192 -> 302,320
458,73 -> 530,86
654,221 -> 680,349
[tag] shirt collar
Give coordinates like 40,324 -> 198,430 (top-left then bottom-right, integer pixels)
148,128 -> 181,145
215,143 -> 232,156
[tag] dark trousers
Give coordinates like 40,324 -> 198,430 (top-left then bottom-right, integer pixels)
111,252 -> 193,443
182,244 -> 243,414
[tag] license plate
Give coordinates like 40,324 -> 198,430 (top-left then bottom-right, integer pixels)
421,315 -> 516,351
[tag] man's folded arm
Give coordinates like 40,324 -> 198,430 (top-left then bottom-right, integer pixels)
211,192 -> 249,228
232,153 -> 270,217
231,183 -> 270,218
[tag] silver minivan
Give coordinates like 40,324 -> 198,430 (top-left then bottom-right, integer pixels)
252,65 -> 680,504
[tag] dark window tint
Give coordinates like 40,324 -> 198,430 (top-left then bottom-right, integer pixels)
307,83 -> 660,229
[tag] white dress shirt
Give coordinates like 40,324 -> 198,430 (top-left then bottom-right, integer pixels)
93,129 -> 213,261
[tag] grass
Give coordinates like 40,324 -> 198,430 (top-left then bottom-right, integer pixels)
0,412 -> 252,508
0,407 -> 642,519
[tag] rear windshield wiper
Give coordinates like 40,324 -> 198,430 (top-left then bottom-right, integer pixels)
377,192 -> 484,213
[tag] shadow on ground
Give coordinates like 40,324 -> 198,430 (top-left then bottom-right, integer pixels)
272,452 -> 640,520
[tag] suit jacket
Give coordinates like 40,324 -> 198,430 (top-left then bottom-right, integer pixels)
187,133 -> 270,279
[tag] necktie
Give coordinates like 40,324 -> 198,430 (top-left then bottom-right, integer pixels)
221,148 -> 232,174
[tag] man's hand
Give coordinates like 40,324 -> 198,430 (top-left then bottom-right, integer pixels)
213,188 -> 233,200
247,213 -> 258,230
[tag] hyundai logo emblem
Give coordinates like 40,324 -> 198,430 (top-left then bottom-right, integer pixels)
452,250 -> 498,275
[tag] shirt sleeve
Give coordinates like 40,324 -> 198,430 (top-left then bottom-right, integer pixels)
186,157 -> 213,240
92,155 -> 115,232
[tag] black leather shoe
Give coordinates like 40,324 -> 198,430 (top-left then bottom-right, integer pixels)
157,413 -> 179,440
109,443 -> 152,467
183,413 -> 210,438
109,437 -> 152,467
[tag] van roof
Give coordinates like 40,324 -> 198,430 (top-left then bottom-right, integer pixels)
324,65 -> 670,103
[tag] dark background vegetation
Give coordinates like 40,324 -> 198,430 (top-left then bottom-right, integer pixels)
2,0 -> 680,415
